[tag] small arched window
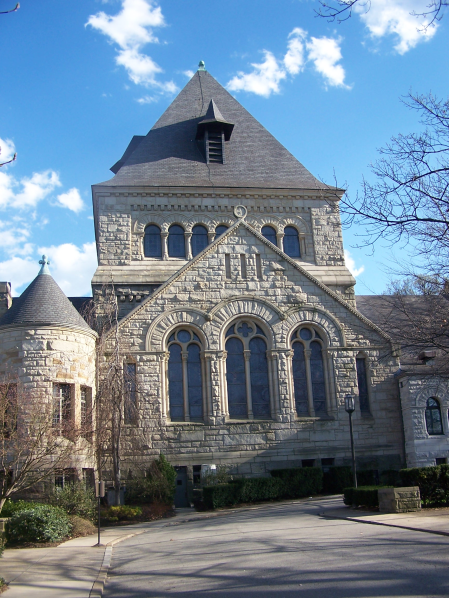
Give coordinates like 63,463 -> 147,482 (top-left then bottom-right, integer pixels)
262,226 -> 277,246
425,398 -> 443,435
144,225 -> 162,258
215,225 -> 228,240
191,225 -> 209,257
283,226 -> 301,257
291,326 -> 327,416
167,329 -> 203,421
225,320 -> 271,419
168,225 -> 186,258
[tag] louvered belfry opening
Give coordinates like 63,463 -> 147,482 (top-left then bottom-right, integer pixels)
205,129 -> 224,164
196,98 -> 234,166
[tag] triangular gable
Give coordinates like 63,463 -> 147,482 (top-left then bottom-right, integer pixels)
111,217 -> 391,342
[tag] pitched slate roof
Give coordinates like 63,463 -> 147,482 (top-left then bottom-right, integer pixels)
0,259 -> 92,331
96,70 -> 329,190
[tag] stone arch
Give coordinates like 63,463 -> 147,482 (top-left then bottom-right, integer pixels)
247,215 -> 282,233
280,216 -> 310,234
415,381 -> 449,408
279,307 -> 345,349
208,297 -> 283,350
146,308 -> 210,351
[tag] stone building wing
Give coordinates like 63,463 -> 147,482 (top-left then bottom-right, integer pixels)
0,258 -> 92,331
96,69 -> 333,190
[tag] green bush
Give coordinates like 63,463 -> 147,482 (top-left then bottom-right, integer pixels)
343,486 -> 386,508
400,464 -> 449,507
357,470 -> 379,486
46,482 -> 96,521
126,454 -> 176,505
203,468 -> 323,510
106,505 -> 142,521
322,467 -> 353,494
0,499 -> 41,517
6,505 -> 72,544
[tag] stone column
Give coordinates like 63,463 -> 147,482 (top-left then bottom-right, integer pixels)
304,349 -> 315,417
185,233 -> 192,260
160,352 -> 170,419
208,232 -> 215,244
276,232 -> 284,251
181,351 -> 190,421
161,232 -> 168,260
244,349 -> 253,419
217,350 -> 228,417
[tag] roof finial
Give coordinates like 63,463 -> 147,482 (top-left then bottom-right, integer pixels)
38,254 -> 51,275
198,60 -> 206,71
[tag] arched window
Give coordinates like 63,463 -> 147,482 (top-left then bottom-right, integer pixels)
261,226 -> 277,246
291,326 -> 327,416
215,224 -> 228,240
283,226 -> 301,257
144,225 -> 162,258
191,225 -> 209,257
425,398 -> 443,435
225,320 -> 271,419
167,329 -> 203,421
168,225 -> 186,258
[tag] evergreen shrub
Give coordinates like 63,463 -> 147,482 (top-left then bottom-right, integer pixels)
270,467 -> 323,497
106,505 -> 142,520
322,467 -> 352,494
46,482 -> 96,521
126,454 -> 177,505
5,505 -> 72,544
400,464 -> 449,507
0,499 -> 39,517
343,486 -> 386,508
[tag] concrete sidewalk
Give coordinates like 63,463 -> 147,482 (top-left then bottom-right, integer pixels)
321,503 -> 449,536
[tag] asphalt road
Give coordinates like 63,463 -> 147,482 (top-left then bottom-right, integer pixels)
104,497 -> 449,597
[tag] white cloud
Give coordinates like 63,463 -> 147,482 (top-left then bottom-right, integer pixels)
284,28 -> 307,75
227,28 -> 348,97
354,0 -> 438,54
306,36 -> 349,88
0,256 -> 39,296
56,188 -> 85,213
38,242 -> 98,297
137,94 -> 159,104
227,51 -> 287,98
0,170 -> 61,210
86,0 -> 177,92
344,249 -> 365,278
183,70 -> 194,78
0,137 -> 16,164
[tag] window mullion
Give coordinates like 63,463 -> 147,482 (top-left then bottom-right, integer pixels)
304,348 -> 315,417
161,232 -> 168,260
185,232 -> 192,260
181,350 -> 190,421
243,349 -> 253,419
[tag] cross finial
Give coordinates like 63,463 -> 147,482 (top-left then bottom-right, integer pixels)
38,254 -> 51,275
198,60 -> 206,71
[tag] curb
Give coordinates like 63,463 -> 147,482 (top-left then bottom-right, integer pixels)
320,512 -> 449,538
88,530 -> 149,598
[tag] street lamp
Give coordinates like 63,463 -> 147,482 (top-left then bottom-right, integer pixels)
344,394 -> 357,488
95,480 -> 105,546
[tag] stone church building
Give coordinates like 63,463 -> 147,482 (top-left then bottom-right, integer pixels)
1,66 -> 448,498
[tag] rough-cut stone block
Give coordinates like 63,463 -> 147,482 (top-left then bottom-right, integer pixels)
378,487 -> 421,513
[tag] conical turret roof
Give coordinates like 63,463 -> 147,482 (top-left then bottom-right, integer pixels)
0,256 -> 92,331
97,69 -> 328,190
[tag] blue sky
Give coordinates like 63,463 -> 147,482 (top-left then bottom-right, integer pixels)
0,0 -> 447,296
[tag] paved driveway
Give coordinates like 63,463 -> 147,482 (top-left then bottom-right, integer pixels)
105,497 -> 449,597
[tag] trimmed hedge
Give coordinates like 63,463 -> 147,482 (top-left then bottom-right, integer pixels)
322,467 -> 352,494
203,467 -> 323,510
6,505 -> 72,544
400,464 -> 449,507
343,486 -> 384,508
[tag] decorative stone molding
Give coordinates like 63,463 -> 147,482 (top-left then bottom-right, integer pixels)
280,307 -> 346,349
146,308 -> 209,351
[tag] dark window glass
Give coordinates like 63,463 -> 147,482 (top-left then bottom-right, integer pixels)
144,225 -> 162,258
310,341 -> 326,413
168,225 -> 185,258
124,364 -> 137,425
187,344 -> 203,420
226,337 -> 247,418
249,337 -> 270,418
177,330 -> 191,343
425,398 -> 443,435
299,328 -> 312,341
168,344 -> 184,420
356,357 -> 370,413
191,225 -> 209,257
292,342 -> 308,415
215,225 -> 228,240
262,226 -> 277,246
283,226 -> 301,257
53,384 -> 71,426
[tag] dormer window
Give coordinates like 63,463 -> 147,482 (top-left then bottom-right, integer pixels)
196,99 -> 234,165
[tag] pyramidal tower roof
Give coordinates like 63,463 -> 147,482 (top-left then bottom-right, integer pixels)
101,68 -> 328,190
0,256 -> 92,331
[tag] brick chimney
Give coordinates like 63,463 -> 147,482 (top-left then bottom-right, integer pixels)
0,282 -> 12,319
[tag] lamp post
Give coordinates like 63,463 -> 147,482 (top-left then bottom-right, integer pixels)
95,480 -> 105,546
344,394 -> 357,488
